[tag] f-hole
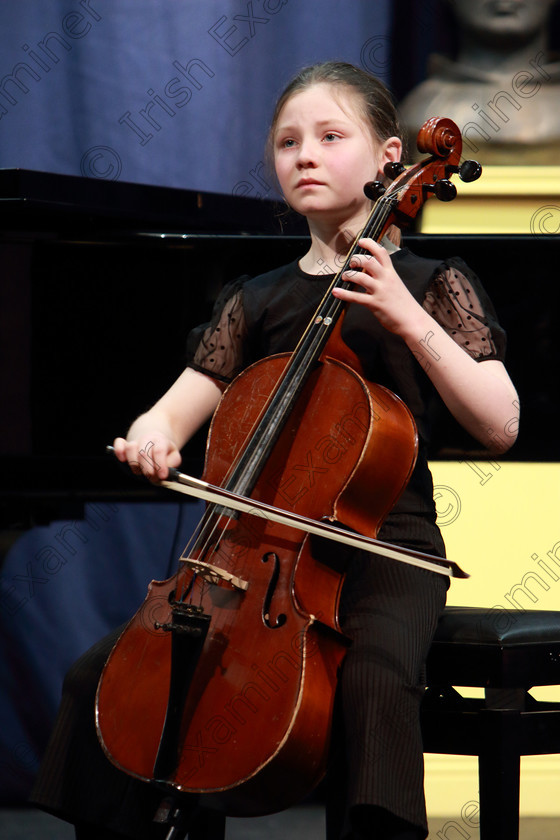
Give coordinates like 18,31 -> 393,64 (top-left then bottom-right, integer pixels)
262,552 -> 287,629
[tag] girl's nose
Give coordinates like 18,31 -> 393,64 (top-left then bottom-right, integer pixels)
296,139 -> 319,168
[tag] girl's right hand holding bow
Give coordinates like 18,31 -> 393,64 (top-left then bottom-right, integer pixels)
112,368 -> 223,482
112,432 -> 182,482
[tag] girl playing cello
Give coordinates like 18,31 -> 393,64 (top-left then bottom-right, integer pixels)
33,62 -> 518,840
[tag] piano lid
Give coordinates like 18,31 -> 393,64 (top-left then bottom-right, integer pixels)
0,168 -> 306,236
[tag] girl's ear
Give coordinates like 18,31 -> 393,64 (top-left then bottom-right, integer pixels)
378,137 -> 404,249
381,135 -> 403,165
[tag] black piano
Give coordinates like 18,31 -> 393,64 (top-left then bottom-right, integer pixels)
1,169 -> 558,529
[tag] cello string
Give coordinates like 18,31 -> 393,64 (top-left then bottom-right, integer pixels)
208,196 -> 396,498
174,491 -> 253,605
273,191 -> 397,379
170,186 -> 400,590
173,189 -> 403,598
214,196 -> 397,493
169,491 -> 230,602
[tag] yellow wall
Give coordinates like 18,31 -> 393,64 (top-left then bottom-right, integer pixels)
420,165 -> 560,234
424,460 -> 560,816
432,460 -> 560,610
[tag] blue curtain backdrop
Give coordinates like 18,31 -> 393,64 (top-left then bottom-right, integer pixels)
0,0 -> 393,195
0,0 -> 395,805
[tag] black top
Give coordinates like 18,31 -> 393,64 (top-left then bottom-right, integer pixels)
187,247 -> 506,535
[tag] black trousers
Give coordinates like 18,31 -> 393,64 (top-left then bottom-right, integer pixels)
32,517 -> 448,840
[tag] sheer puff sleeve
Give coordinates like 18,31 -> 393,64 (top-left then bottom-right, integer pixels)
186,276 -> 250,388
422,257 -> 506,361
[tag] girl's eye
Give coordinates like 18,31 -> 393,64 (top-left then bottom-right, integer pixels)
278,137 -> 296,149
323,132 -> 339,142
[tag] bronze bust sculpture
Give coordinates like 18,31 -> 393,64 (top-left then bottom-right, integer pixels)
399,0 -> 560,164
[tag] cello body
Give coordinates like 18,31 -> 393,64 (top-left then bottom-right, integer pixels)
96,354 -> 417,816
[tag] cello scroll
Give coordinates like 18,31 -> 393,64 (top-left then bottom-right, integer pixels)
363,116 -> 481,235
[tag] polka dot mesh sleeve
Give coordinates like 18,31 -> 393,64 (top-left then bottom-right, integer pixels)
422,258 -> 506,361
187,281 -> 248,386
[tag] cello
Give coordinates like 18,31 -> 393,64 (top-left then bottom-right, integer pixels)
96,118 -> 480,819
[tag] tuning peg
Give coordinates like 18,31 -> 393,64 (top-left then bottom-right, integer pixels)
425,179 -> 457,202
446,160 -> 483,182
363,181 -> 386,200
383,161 -> 406,180
459,160 -> 482,182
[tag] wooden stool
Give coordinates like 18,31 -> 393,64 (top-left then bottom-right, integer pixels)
421,606 -> 560,839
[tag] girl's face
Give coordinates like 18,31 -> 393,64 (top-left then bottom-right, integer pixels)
273,83 -> 401,227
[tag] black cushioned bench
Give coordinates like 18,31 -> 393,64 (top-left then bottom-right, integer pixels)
421,606 -> 560,839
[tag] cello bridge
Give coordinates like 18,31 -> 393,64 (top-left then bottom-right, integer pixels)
181,557 -> 249,591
